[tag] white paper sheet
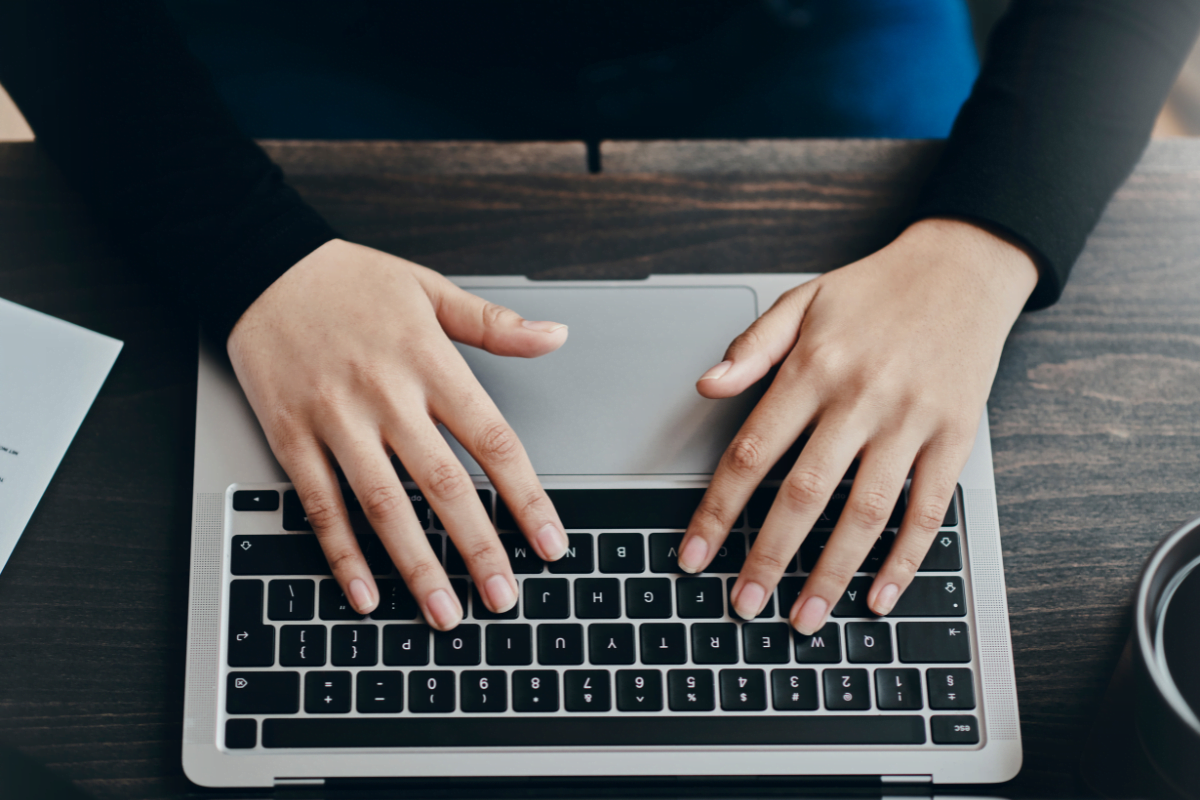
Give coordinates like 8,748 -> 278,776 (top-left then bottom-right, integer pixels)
0,298 -> 122,575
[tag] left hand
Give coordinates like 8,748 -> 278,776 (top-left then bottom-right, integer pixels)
676,218 -> 1038,633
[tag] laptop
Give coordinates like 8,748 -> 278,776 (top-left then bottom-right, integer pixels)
182,274 -> 1022,789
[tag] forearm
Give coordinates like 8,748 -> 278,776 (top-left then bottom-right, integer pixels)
0,0 -> 336,342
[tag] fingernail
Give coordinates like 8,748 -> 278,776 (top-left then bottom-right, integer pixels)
698,360 -> 733,381
426,588 -> 462,630
484,574 -> 517,613
874,583 -> 900,616
522,319 -> 568,333
536,522 -> 569,560
678,537 -> 708,573
735,581 -> 767,620
348,578 -> 374,613
793,596 -> 829,636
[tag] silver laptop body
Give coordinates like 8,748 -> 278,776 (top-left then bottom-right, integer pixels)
182,274 -> 1022,788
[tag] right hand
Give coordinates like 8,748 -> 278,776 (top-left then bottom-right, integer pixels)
226,239 -> 570,630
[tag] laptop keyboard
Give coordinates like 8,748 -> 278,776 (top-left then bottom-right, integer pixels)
220,485 -> 981,751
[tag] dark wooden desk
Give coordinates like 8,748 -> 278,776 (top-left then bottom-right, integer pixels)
1,139 -> 1198,799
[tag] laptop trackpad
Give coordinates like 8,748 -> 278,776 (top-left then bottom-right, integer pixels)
447,285 -> 761,476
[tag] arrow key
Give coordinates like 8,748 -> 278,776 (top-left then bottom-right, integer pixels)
233,490 -> 279,512
918,531 -> 962,572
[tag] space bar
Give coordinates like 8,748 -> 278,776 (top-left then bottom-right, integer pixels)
262,716 -> 926,748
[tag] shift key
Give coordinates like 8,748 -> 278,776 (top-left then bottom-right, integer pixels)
233,535 -> 393,576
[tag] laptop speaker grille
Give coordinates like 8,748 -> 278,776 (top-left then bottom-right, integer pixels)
184,492 -> 223,745
964,486 -> 1020,740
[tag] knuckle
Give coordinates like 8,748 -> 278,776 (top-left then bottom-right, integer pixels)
725,433 -> 770,475
890,551 -> 925,576
425,462 -> 471,502
750,546 -> 793,574
910,500 -> 949,532
815,559 -> 856,588
779,469 -> 827,512
846,488 -> 893,528
324,546 -> 361,576
403,557 -> 443,586
474,421 -> 521,464
359,483 -> 407,523
465,539 -> 503,567
481,302 -> 510,328
692,500 -> 734,533
302,490 -> 344,533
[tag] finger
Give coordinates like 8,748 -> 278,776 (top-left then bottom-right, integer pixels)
418,270 -> 568,358
679,359 -> 821,575
432,380 -> 568,563
695,280 -> 818,399
869,430 -> 970,616
328,428 -> 463,630
732,416 -> 864,620
384,411 -> 520,617
791,438 -> 917,634
273,436 -> 378,615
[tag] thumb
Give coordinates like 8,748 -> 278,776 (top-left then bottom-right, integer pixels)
696,280 -> 818,398
422,273 -> 568,358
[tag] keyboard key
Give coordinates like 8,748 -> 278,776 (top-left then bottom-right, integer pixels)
649,532 -> 685,574
887,493 -> 907,528
304,671 -> 351,714
472,583 -> 519,620
920,531 -> 963,572
875,668 -> 923,710
371,579 -> 420,620
524,578 -> 570,619
708,534 -> 748,573
830,576 -> 873,617
667,669 -> 716,711
927,668 -> 976,709
589,623 -> 636,665
332,625 -> 378,667
356,671 -> 403,713
691,622 -> 739,664
798,533 -> 830,573
234,489 -> 279,512
538,624 -> 584,665
409,671 -> 456,712
280,625 -> 326,667
549,534 -> 594,574
232,534 -> 393,576
931,715 -> 980,744
445,540 -> 467,574
823,668 -> 871,710
846,622 -> 893,663
942,493 -> 960,527
639,623 -> 687,664
268,579 -> 315,621
771,669 -> 819,710
227,672 -> 299,715
500,533 -> 546,574
777,576 -> 806,614
575,578 -> 620,618
719,669 -> 767,711
748,485 -> 850,529
727,577 -> 775,620
743,623 -> 791,664
897,622 -> 971,663
319,579 -> 365,620
676,577 -> 724,618
486,624 -> 532,666
626,578 -> 672,618
461,670 -> 508,712
228,579 -> 275,667
859,532 -> 896,573
598,533 -> 645,574
889,577 -> 967,617
537,488 -> 705,529
382,625 -> 430,666
225,718 -> 256,749
617,669 -> 663,711
283,490 -> 310,530
564,670 -> 612,712
434,625 -> 481,666
793,621 -> 841,663
451,579 -> 469,617
261,715 -> 928,748
512,670 -> 559,712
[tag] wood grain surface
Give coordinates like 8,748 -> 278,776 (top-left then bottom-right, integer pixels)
0,138 -> 1197,799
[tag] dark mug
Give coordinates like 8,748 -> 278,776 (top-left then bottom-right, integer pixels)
1134,513 -> 1200,797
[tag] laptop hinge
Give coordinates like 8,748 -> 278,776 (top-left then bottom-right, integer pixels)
880,775 -> 933,785
275,777 -> 325,787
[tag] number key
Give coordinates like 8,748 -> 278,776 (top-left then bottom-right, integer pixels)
771,669 -> 818,710
667,669 -> 715,711
513,670 -> 559,711
461,670 -> 508,712
616,669 -> 663,711
408,671 -> 455,712
564,669 -> 612,712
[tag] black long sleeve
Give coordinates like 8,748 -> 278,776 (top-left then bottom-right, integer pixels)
0,0 -> 337,343
912,0 -> 1200,309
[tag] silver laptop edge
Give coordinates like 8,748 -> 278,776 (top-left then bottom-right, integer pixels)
183,274 -> 1021,787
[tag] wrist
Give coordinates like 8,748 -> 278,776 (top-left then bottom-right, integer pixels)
900,217 -> 1040,310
